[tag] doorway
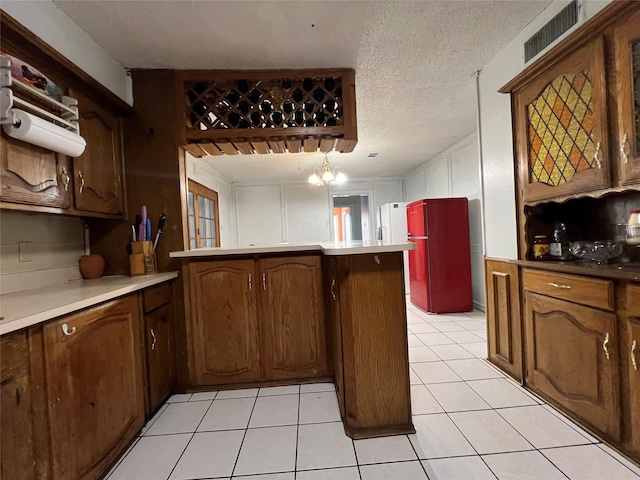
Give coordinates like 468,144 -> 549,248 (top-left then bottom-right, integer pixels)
332,195 -> 370,243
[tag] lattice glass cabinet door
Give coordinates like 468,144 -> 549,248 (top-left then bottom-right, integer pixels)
615,8 -> 640,186
515,37 -> 609,203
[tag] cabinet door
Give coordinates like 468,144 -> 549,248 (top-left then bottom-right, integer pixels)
614,8 -> 640,185
0,331 -> 37,480
189,260 -> 260,385
71,89 -> 124,215
146,302 -> 175,413
627,284 -> 640,455
524,292 -> 620,440
258,255 -> 328,381
325,257 -> 345,418
1,132 -> 71,208
485,259 -> 522,381
43,295 -> 144,480
514,37 -> 609,202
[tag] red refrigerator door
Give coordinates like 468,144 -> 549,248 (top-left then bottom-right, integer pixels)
407,201 -> 429,312
424,198 -> 473,313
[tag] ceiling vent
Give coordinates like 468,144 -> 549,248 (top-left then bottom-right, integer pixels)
524,0 -> 579,63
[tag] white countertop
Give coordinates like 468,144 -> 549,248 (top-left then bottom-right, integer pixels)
169,241 -> 415,258
0,272 -> 179,336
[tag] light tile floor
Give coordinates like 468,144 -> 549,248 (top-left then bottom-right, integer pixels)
108,302 -> 640,480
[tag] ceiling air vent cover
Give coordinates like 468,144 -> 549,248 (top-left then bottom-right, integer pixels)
524,0 -> 578,63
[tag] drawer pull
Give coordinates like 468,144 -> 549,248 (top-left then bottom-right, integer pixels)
632,340 -> 637,372
61,323 -> 76,336
603,332 -> 610,360
374,255 -> 380,264
262,273 -> 266,291
330,279 -> 336,300
248,274 -> 252,292
151,328 -> 157,350
548,282 -> 572,289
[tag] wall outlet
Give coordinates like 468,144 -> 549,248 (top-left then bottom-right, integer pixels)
18,241 -> 34,262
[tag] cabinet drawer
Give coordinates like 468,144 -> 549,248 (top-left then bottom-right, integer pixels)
522,269 -> 614,311
143,282 -> 172,313
628,284 -> 640,314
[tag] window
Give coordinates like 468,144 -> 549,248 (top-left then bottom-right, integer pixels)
187,180 -> 220,249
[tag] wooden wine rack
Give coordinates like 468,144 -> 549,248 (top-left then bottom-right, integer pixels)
178,69 -> 357,156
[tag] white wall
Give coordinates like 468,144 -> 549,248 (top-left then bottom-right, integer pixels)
404,133 -> 485,310
1,0 -> 132,104
186,155 -> 238,247
234,179 -> 404,246
479,0 -> 611,259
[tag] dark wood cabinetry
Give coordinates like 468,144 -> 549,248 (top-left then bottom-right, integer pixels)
0,330 -> 37,480
485,259 -> 522,381
0,134 -> 72,209
188,259 -> 260,385
70,88 -> 125,216
186,255 -> 327,386
626,284 -> 640,456
143,282 -> 176,413
334,253 -> 413,439
324,256 -> 345,418
258,256 -> 327,380
43,295 -> 144,480
524,290 -> 620,440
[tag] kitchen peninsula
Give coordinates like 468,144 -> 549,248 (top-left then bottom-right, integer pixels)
170,242 -> 416,439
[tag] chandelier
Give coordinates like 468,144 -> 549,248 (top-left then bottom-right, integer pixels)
307,154 -> 347,186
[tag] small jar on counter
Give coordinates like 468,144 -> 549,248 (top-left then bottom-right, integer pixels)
533,235 -> 550,260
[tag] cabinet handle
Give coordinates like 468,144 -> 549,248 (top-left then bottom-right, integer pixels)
603,332 -> 610,360
59,166 -> 70,191
330,279 -> 336,300
61,323 -> 76,336
78,170 -> 85,193
548,282 -> 572,289
632,339 -> 637,372
262,273 -> 266,290
620,133 -> 629,164
150,328 -> 157,350
593,142 -> 602,169
248,274 -> 252,291
374,254 -> 380,264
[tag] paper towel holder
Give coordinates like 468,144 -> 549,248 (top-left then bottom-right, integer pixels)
0,56 -> 86,157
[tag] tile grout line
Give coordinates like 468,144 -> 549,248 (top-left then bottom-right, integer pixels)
294,386 -> 301,480
229,391 -> 260,478
165,392 -> 219,480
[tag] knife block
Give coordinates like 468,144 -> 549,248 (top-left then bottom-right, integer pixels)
129,241 -> 157,276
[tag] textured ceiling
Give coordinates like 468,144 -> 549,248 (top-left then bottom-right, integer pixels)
53,0 -> 551,183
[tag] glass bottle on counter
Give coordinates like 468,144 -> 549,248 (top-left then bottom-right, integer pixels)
533,235 -> 550,260
550,222 -> 571,260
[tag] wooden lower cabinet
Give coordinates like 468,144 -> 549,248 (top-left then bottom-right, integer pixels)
524,291 -> 620,440
485,259 -> 522,381
336,252 -> 414,438
43,295 -> 145,480
188,259 -> 260,385
626,284 -> 640,458
258,256 -> 328,380
143,281 -> 176,413
0,330 -> 37,480
324,256 -> 345,418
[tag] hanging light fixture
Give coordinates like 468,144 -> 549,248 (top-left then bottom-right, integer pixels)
307,154 -> 347,186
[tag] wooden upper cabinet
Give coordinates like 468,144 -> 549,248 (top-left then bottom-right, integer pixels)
43,295 -> 144,480
70,88 -> 125,215
614,8 -> 640,186
188,259 -> 260,385
524,291 -> 620,441
0,133 -> 71,208
514,37 -> 609,203
258,255 -> 328,380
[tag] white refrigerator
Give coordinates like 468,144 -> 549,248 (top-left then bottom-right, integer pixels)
377,202 -> 410,293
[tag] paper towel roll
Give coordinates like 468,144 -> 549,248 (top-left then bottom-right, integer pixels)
3,109 -> 86,157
